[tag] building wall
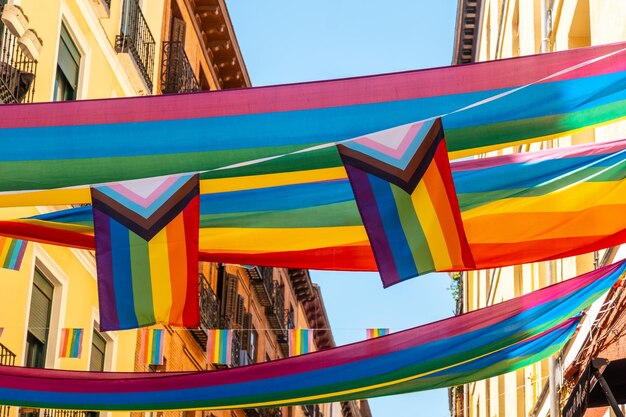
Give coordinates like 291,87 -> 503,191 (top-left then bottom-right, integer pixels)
455,0 -> 626,416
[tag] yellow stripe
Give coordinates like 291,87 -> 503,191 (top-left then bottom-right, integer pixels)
0,188 -> 91,208
462,180 -> 626,219
199,226 -> 368,252
148,228 -> 173,324
200,167 -> 348,193
411,181 -> 452,270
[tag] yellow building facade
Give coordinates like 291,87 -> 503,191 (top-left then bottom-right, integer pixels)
452,1 -> 626,416
0,2 -> 370,417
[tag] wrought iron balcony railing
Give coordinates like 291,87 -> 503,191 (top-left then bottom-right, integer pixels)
160,41 -> 200,94
18,409 -> 98,417
115,0 -> 155,91
265,281 -> 286,334
0,2 -> 37,104
248,266 -> 275,307
199,273 -> 220,330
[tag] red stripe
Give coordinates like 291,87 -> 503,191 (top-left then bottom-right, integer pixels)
0,221 -> 94,249
1,43 -> 625,129
433,141 -> 475,268
199,244 -> 378,271
182,195 -> 200,327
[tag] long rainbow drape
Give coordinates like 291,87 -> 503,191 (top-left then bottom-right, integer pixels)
453,138 -> 626,268
92,174 -> 200,331
339,118 -> 474,286
6,138 -> 626,276
59,328 -> 84,359
0,42 -> 626,203
0,260 -> 620,411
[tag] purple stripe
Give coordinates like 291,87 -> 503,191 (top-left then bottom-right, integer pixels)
451,137 -> 626,172
93,208 -> 120,331
12,240 -> 27,270
344,164 -> 401,286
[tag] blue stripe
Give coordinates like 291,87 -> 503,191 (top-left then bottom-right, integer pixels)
453,151 -> 626,193
368,175 -> 418,279
200,179 -> 355,214
2,72 -> 626,161
109,218 -> 139,329
7,240 -> 23,269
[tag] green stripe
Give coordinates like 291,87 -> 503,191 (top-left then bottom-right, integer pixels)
0,145 -> 342,192
390,185 -> 435,273
128,231 -> 155,326
200,201 -> 362,228
447,99 -> 626,152
3,239 -> 17,268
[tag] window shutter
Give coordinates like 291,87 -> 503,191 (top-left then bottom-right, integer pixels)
89,331 -> 107,372
28,270 -> 53,343
57,25 -> 80,88
241,312 -> 252,350
221,274 -> 238,325
235,295 -> 244,330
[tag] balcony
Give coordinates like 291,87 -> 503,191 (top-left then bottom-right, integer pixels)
115,0 -> 155,92
160,41 -> 200,94
0,2 -> 37,104
248,267 -> 274,307
19,410 -> 98,417
244,408 -> 282,417
265,282 -> 288,355
302,405 -> 322,417
188,273 -> 220,349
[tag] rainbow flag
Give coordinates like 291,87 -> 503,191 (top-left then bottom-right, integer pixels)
0,260 -> 621,411
59,328 -> 84,359
92,174 -> 200,331
1,42 -> 626,205
206,329 -> 233,365
339,119 -> 474,286
142,328 -> 165,365
366,328 -> 389,339
0,237 -> 27,270
289,329 -> 314,356
452,138 -> 626,269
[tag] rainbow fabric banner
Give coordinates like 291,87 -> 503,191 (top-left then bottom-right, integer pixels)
5,138 -> 626,282
366,328 -> 390,339
0,237 -> 27,271
339,118 -> 474,286
452,138 -> 626,269
289,329 -> 314,356
92,174 -> 200,331
59,328 -> 84,359
0,42 -> 626,204
0,260 -> 620,411
142,328 -> 165,366
206,330 -> 232,365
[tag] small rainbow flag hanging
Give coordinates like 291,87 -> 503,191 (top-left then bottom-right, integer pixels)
206,329 -> 233,364
0,237 -> 27,271
142,328 -> 165,365
338,118 -> 475,287
288,329 -> 314,356
366,328 -> 390,339
59,328 -> 84,359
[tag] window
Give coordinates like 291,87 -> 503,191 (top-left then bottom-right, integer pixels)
25,269 -> 53,368
54,25 -> 80,101
249,328 -> 258,363
90,330 -> 107,372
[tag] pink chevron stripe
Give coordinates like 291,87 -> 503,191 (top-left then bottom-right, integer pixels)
105,176 -> 182,209
1,43 -> 625,129
353,121 -> 425,159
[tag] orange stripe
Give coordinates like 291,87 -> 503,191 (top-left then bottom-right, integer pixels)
421,163 -> 464,266
166,212 -> 188,326
464,205 -> 626,244
60,329 -> 69,357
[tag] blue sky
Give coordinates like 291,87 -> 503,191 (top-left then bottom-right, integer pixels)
225,1 -> 458,415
